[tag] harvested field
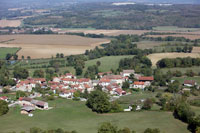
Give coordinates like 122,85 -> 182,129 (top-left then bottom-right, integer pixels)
0,35 -> 110,59
52,28 -> 150,36
192,47 -> 200,53
147,34 -> 200,40
147,53 -> 200,66
0,19 -> 21,27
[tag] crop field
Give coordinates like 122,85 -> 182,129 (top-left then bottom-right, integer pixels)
0,47 -> 20,59
0,35 -> 110,59
192,47 -> 200,53
0,98 -> 189,133
137,41 -> 163,49
85,55 -> 134,73
0,19 -> 22,27
53,28 -> 150,36
147,53 -> 200,66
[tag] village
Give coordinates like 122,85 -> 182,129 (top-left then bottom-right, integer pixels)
0,69 -> 198,116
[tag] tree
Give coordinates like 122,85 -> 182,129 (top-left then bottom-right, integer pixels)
16,91 -> 26,99
5,53 -> 12,60
143,128 -> 160,133
98,122 -> 117,133
75,66 -> 83,76
13,54 -> 18,60
110,101 -> 123,113
142,98 -> 153,110
173,102 -> 195,123
0,100 -> 9,116
13,67 -> 29,79
21,55 -> 24,60
56,53 -> 60,58
33,69 -> 45,78
166,80 -> 180,93
122,81 -> 130,90
96,61 -> 101,67
27,56 -> 31,60
60,53 -> 64,58
73,90 -> 81,101
86,90 -> 111,113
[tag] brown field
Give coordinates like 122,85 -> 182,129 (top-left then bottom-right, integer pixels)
192,47 -> 200,53
0,35 -> 110,59
147,53 -> 200,66
52,29 -> 150,36
147,34 -> 200,40
0,19 -> 21,27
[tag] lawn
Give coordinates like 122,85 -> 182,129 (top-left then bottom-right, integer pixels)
0,98 -> 189,133
172,76 -> 200,84
0,47 -> 20,59
85,55 -> 135,73
191,106 -> 200,115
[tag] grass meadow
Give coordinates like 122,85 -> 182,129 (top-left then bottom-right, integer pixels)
0,98 -> 189,133
84,55 -> 135,73
0,47 -> 20,59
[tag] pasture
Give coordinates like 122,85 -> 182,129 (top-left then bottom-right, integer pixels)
0,47 -> 20,59
172,76 -> 200,85
147,53 -> 200,66
0,35 -> 110,59
0,19 -> 21,27
85,55 -> 134,72
0,98 -> 189,133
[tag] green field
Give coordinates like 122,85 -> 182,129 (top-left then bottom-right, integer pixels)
161,67 -> 200,74
0,98 -> 189,133
85,55 -> 135,73
0,47 -> 20,59
172,76 -> 200,84
153,26 -> 200,32
191,106 -> 200,115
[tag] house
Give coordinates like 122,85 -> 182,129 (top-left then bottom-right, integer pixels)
99,79 -> 111,86
21,105 -> 35,114
0,96 -> 8,102
31,100 -> 48,109
115,88 -> 126,96
19,97 -> 48,109
102,75 -> 125,85
121,70 -> 135,77
131,81 -> 146,89
98,72 -> 112,78
184,80 -> 197,87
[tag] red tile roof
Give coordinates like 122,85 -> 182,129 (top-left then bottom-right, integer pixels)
134,81 -> 145,85
139,76 -> 154,81
184,80 -> 196,85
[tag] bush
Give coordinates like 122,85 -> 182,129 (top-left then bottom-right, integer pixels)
142,98 -> 153,110
0,100 -> 9,116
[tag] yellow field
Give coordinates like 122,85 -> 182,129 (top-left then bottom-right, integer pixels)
192,47 -> 200,53
52,29 -> 150,36
0,35 -> 110,59
0,19 -> 21,27
147,53 -> 200,66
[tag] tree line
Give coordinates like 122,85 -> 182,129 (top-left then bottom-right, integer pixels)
157,57 -> 200,68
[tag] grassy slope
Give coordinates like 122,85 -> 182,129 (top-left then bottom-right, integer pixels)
172,76 -> 200,84
0,99 -> 189,133
85,55 -> 135,72
161,67 -> 200,74
0,47 -> 20,59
